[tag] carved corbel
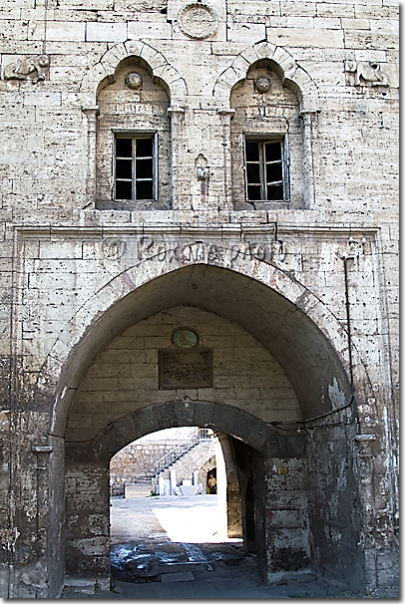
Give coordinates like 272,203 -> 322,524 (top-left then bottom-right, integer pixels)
340,235 -> 368,260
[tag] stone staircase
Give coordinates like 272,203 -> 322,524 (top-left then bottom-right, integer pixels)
123,429 -> 214,497
154,437 -> 215,496
154,434 -> 199,474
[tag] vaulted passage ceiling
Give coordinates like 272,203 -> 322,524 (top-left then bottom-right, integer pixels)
53,264 -> 351,437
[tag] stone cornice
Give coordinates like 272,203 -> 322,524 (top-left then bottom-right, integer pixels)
14,223 -> 380,239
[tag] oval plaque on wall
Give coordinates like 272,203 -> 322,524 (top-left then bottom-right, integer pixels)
172,329 -> 198,348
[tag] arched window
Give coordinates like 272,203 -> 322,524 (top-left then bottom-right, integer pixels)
96,57 -> 171,210
230,60 -> 304,210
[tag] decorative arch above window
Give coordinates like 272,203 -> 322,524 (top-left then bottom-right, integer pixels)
215,42 -> 320,211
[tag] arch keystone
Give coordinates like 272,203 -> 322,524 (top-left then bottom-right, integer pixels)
123,40 -> 145,58
254,40 -> 277,60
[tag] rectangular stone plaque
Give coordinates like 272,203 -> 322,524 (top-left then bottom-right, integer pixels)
158,349 -> 213,389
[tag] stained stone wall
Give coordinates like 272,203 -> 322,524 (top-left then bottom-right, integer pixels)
0,0 -> 399,598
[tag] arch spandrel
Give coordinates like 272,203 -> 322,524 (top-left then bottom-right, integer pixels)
40,252 -> 357,438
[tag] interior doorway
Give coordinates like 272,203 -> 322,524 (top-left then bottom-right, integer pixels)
109,426 -> 244,585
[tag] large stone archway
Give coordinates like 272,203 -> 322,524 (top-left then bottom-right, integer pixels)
47,256 -> 362,439
46,262 -> 365,594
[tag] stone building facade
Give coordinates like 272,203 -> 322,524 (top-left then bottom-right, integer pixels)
0,0 -> 399,597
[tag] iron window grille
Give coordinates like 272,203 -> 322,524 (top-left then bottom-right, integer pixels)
114,134 -> 157,201
244,138 -> 288,202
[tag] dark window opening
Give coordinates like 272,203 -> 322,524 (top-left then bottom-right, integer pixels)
245,139 -> 287,202
115,135 -> 156,201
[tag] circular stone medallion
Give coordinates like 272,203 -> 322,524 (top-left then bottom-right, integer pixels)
125,72 -> 142,90
172,329 -> 199,348
179,3 -> 217,39
255,77 -> 271,94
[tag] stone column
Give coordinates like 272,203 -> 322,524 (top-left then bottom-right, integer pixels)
31,446 -> 53,562
81,106 -> 99,207
299,110 -> 317,209
217,108 -> 235,209
354,434 -> 377,591
167,106 -> 185,210
170,469 -> 176,495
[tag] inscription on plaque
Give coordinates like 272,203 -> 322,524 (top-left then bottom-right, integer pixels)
159,349 -> 212,389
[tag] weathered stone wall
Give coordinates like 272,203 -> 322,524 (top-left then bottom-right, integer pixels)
306,420 -> 363,590
264,457 -> 310,577
65,460 -> 110,585
0,0 -> 398,597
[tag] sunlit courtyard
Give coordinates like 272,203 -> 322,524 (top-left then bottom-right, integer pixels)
110,493 -> 236,544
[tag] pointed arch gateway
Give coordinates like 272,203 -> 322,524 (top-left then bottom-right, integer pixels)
50,259 -> 357,438
51,261 -> 364,592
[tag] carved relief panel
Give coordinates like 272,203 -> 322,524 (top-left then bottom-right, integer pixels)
2,55 -> 50,83
344,61 -> 389,88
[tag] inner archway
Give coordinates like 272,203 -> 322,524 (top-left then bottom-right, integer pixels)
109,426 -> 248,585
65,399 -> 302,589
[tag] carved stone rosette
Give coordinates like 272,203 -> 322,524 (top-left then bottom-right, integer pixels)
178,3 -> 217,39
